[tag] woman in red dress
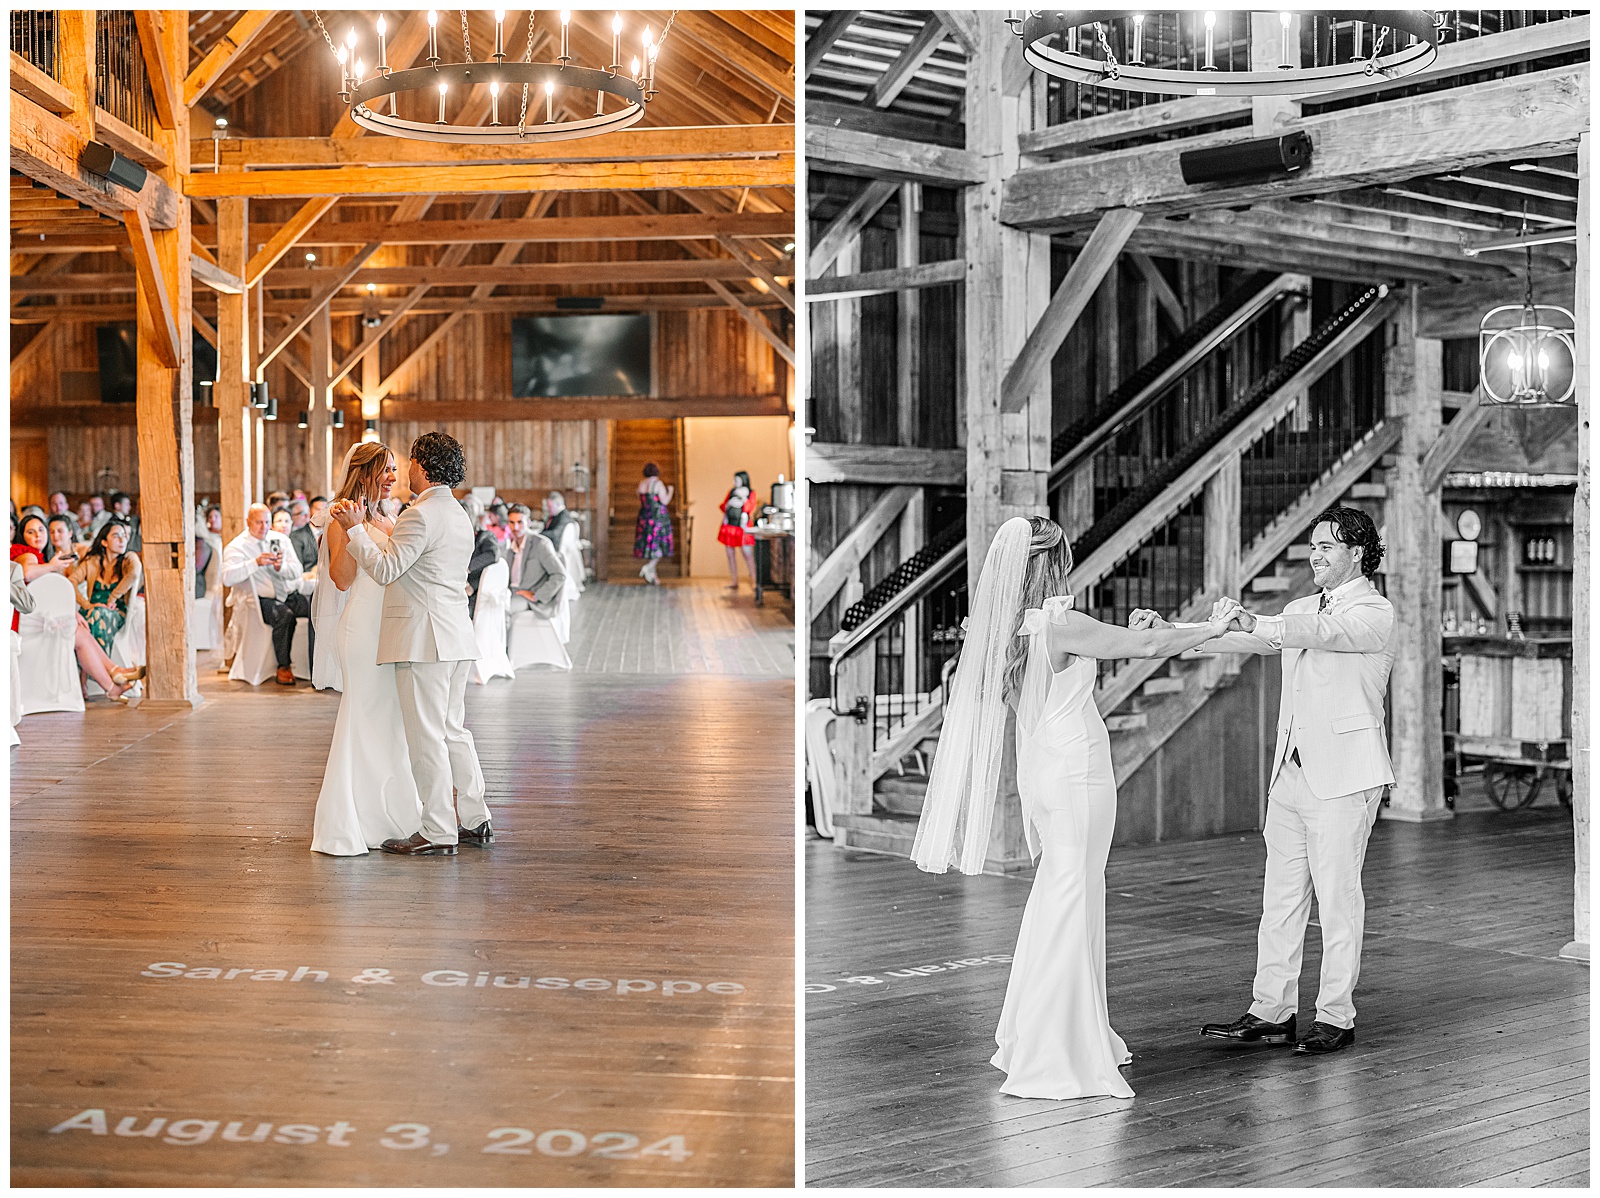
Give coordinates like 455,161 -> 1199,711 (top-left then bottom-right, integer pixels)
716,470 -> 759,591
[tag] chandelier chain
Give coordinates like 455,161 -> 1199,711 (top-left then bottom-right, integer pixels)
1092,21 -> 1120,80
517,10 -> 536,135
460,10 -> 473,63
310,10 -> 338,61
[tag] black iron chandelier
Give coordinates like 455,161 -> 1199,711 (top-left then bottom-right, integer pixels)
314,9 -> 676,144
1478,206 -> 1577,409
1006,10 -> 1442,96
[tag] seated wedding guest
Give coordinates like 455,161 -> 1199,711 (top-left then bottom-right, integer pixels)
541,491 -> 576,549
12,554 -> 141,702
487,501 -> 511,543
108,491 -> 141,552
197,507 -> 224,598
47,514 -> 85,565
84,494 -> 109,537
500,503 -> 566,617
309,496 -> 329,529
266,490 -> 290,511
20,504 -> 46,523
287,499 -> 319,572
220,502 -> 312,686
67,517 -> 142,656
75,501 -> 95,539
48,491 -> 70,518
11,513 -> 75,583
271,508 -> 294,538
462,496 -> 501,620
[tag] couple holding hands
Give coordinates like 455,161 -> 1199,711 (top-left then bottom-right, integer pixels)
912,505 -> 1395,1100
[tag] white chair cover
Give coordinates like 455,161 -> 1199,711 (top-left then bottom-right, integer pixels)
804,698 -> 843,840
559,521 -> 585,598
190,588 -> 224,652
227,587 -> 310,685
18,573 -> 84,714
508,605 -> 571,672
471,560 -> 515,685
10,630 -> 23,746
552,590 -> 573,645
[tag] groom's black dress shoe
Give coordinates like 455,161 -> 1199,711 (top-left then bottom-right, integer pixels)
380,832 -> 457,856
1294,1021 -> 1355,1055
458,820 -> 493,846
1199,1012 -> 1296,1045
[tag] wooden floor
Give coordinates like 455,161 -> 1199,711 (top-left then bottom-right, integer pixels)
806,807 -> 1588,1188
568,579 -> 794,677
12,587 -> 795,1186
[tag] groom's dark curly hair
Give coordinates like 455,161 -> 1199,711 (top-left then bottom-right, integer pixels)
1312,505 -> 1385,577
410,431 -> 466,488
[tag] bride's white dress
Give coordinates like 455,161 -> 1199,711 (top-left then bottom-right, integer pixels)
991,596 -> 1135,1100
310,524 -> 423,855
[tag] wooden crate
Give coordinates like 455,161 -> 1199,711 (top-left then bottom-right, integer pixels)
1455,640 -> 1570,743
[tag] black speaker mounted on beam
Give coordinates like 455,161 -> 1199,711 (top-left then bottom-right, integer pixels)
1178,131 -> 1312,187
79,141 -> 148,192
250,381 -> 270,409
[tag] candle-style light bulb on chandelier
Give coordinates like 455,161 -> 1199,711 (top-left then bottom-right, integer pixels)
1005,10 -> 1442,96
313,8 -> 677,145
1478,203 -> 1577,410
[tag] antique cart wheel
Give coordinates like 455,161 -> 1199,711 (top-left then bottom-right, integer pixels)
1483,763 -> 1540,811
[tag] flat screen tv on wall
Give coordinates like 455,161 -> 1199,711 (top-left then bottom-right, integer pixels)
95,323 -> 217,404
511,313 -> 651,398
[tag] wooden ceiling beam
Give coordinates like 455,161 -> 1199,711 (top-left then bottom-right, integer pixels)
706,280 -> 795,368
187,158 -> 795,199
258,257 -> 795,293
865,19 -> 950,110
184,11 -> 277,107
196,123 -> 795,168
1003,67 -> 1591,230
244,196 -> 339,286
806,122 -> 982,185
716,235 -> 796,312
809,179 -> 896,277
806,11 -> 859,79
717,11 -> 796,60
675,12 -> 795,103
1383,179 -> 1577,226
123,207 -> 180,368
258,242 -> 384,369
132,11 -> 179,130
1440,165 -> 1582,205
11,93 -> 183,229
193,211 -> 795,250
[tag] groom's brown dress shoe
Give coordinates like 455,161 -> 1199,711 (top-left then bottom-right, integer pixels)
1200,1012 -> 1296,1045
1294,1021 -> 1355,1055
381,832 -> 457,856
458,821 -> 493,845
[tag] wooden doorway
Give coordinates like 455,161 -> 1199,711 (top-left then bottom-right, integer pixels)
10,429 -> 48,511
609,419 -> 688,581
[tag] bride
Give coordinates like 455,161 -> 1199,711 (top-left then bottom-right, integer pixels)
912,515 -> 1239,1099
310,442 -> 424,856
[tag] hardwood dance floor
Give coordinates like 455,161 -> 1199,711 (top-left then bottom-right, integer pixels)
806,808 -> 1588,1188
12,582 -> 795,1187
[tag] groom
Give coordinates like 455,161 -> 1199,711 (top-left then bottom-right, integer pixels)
332,431 -> 492,856
1132,506 -> 1395,1055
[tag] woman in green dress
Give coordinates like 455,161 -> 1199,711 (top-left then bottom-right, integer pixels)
68,518 -> 141,655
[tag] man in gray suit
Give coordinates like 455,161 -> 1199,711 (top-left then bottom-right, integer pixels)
501,502 -> 567,617
332,432 -> 490,856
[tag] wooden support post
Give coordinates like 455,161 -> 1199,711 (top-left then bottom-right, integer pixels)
965,16 -> 1051,871
215,197 -> 252,544
832,649 -> 877,830
1382,291 -> 1449,822
1250,12 -> 1302,137
593,420 -> 610,583
308,307 -> 333,503
133,10 -> 198,707
56,11 -> 96,144
897,182 -> 921,450
1563,130 -> 1589,962
1205,455 -> 1242,600
899,489 -> 926,700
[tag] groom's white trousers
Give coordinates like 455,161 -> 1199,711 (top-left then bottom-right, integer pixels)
1248,757 -> 1383,1030
394,659 -> 489,845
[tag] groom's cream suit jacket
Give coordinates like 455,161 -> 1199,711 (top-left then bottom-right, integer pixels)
346,484 -> 479,665
1203,575 -> 1396,800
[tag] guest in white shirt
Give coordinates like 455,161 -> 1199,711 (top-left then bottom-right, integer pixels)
220,502 -> 314,686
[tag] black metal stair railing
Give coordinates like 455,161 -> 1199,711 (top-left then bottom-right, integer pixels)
96,12 -> 158,140
11,12 -> 60,79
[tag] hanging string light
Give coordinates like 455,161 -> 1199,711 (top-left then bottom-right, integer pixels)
1005,10 -> 1441,96
312,9 -> 677,145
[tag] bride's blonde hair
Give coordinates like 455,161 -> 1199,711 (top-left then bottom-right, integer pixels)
334,441 -> 394,511
1002,516 -> 1075,707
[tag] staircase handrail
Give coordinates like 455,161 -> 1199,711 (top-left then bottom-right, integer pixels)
828,525 -> 965,667
1049,271 -> 1304,488
1069,284 -> 1397,593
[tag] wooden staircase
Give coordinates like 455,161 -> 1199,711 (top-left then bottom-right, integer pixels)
608,419 -> 686,582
